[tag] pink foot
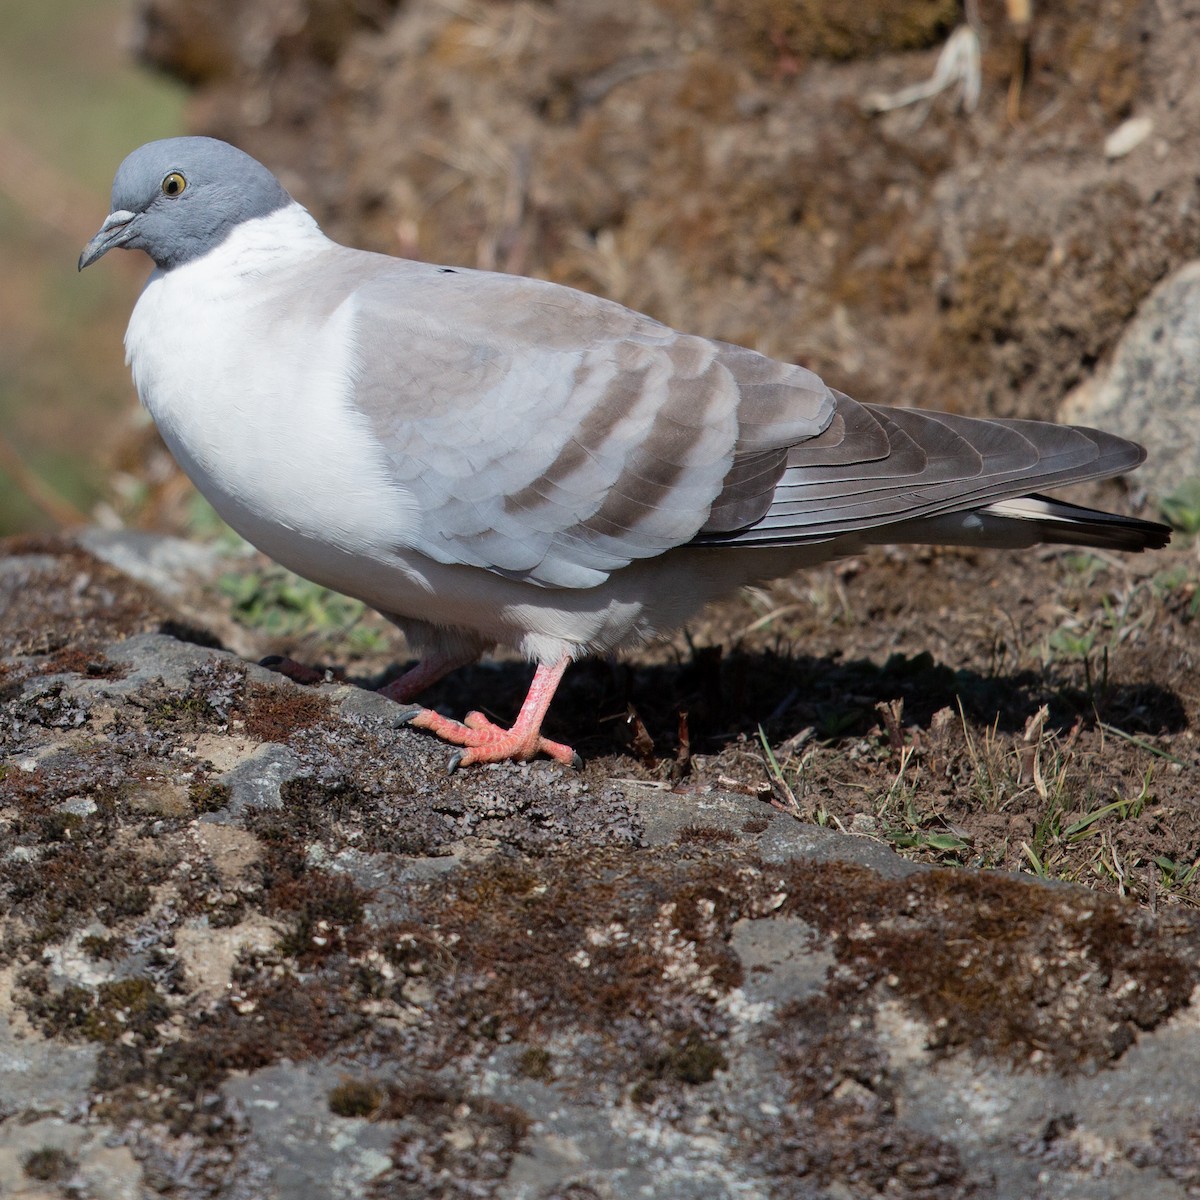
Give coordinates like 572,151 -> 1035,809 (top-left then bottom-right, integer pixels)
395,657 -> 579,770
408,707 -> 580,769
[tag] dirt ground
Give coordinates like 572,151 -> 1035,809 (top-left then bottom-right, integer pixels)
627,534 -> 1197,902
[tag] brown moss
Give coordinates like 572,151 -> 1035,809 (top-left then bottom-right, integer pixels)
1058,1 -> 1144,122
38,810 -> 84,843
146,692 -> 220,732
80,933 -> 127,959
943,225 -> 1053,357
515,1047 -> 555,1082
0,536 -> 173,663
328,1076 -> 386,1118
5,840 -> 161,951
830,221 -> 938,318
369,1081 -> 532,1191
238,681 -> 333,742
24,976 -> 168,1045
268,866 -> 371,962
85,978 -> 170,1044
23,982 -> 95,1040
43,647 -> 124,679
776,862 -> 1200,1070
189,779 -> 232,813
87,955 -> 397,1137
675,51 -> 741,120
645,1029 -> 728,1086
22,1147 -> 75,1182
677,824 -> 741,845
377,851 -> 750,1072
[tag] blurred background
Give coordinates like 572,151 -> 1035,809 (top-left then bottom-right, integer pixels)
3,0 -> 1198,537
0,0 -> 183,534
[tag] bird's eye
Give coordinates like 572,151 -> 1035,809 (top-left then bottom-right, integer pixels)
161,172 -> 187,197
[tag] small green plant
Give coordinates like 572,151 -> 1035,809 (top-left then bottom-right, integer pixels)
1151,563 -> 1200,620
885,806 -> 971,857
1061,774 -> 1149,843
218,568 -> 386,653
185,496 -> 388,653
1045,622 -> 1097,662
864,736 -> 972,861
1155,854 -> 1200,894
758,726 -> 829,824
1160,478 -> 1200,535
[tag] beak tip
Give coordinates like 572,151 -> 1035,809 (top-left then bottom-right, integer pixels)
78,240 -> 105,272
79,211 -> 136,273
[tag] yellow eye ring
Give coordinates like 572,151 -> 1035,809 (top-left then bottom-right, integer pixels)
161,172 -> 187,198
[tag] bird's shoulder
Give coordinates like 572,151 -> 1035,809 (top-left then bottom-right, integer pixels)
340,249 -> 668,356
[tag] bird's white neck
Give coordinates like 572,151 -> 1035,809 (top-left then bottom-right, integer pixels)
180,201 -> 332,279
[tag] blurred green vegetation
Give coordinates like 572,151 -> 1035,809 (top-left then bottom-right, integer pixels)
0,0 -> 185,534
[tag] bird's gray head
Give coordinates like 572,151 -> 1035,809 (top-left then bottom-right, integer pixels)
79,137 -> 293,272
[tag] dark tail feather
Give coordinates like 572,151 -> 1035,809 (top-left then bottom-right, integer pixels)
875,494 -> 1171,554
976,494 -> 1172,552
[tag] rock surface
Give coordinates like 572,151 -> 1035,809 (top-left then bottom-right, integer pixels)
1,531 -> 1199,1198
1062,260 -> 1200,499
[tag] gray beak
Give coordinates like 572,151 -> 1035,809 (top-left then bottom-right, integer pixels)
78,210 -> 138,271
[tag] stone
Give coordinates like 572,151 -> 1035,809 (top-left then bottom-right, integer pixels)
1062,260 -> 1200,500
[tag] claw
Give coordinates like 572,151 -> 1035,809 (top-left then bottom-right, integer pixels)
390,704 -> 426,727
446,750 -> 465,775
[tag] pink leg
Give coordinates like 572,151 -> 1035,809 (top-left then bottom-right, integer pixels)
379,652 -> 475,704
406,656 -> 578,768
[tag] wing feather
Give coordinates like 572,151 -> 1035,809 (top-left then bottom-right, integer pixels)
342,258 -> 832,587
696,392 -> 1147,547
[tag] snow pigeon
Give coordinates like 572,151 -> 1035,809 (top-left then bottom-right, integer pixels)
81,138 -> 1170,766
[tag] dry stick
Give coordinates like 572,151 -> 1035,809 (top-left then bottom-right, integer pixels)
0,428 -> 89,528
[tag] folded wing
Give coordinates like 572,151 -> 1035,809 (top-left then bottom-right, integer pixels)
695,390 -> 1163,549
343,253 -> 1162,581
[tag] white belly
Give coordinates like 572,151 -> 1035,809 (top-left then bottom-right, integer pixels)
122,245 -> 606,657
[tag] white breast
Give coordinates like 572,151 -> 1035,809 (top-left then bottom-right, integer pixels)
124,205 -> 420,588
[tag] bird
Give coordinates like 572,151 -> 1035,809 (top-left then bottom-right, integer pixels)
80,137 -> 1170,768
